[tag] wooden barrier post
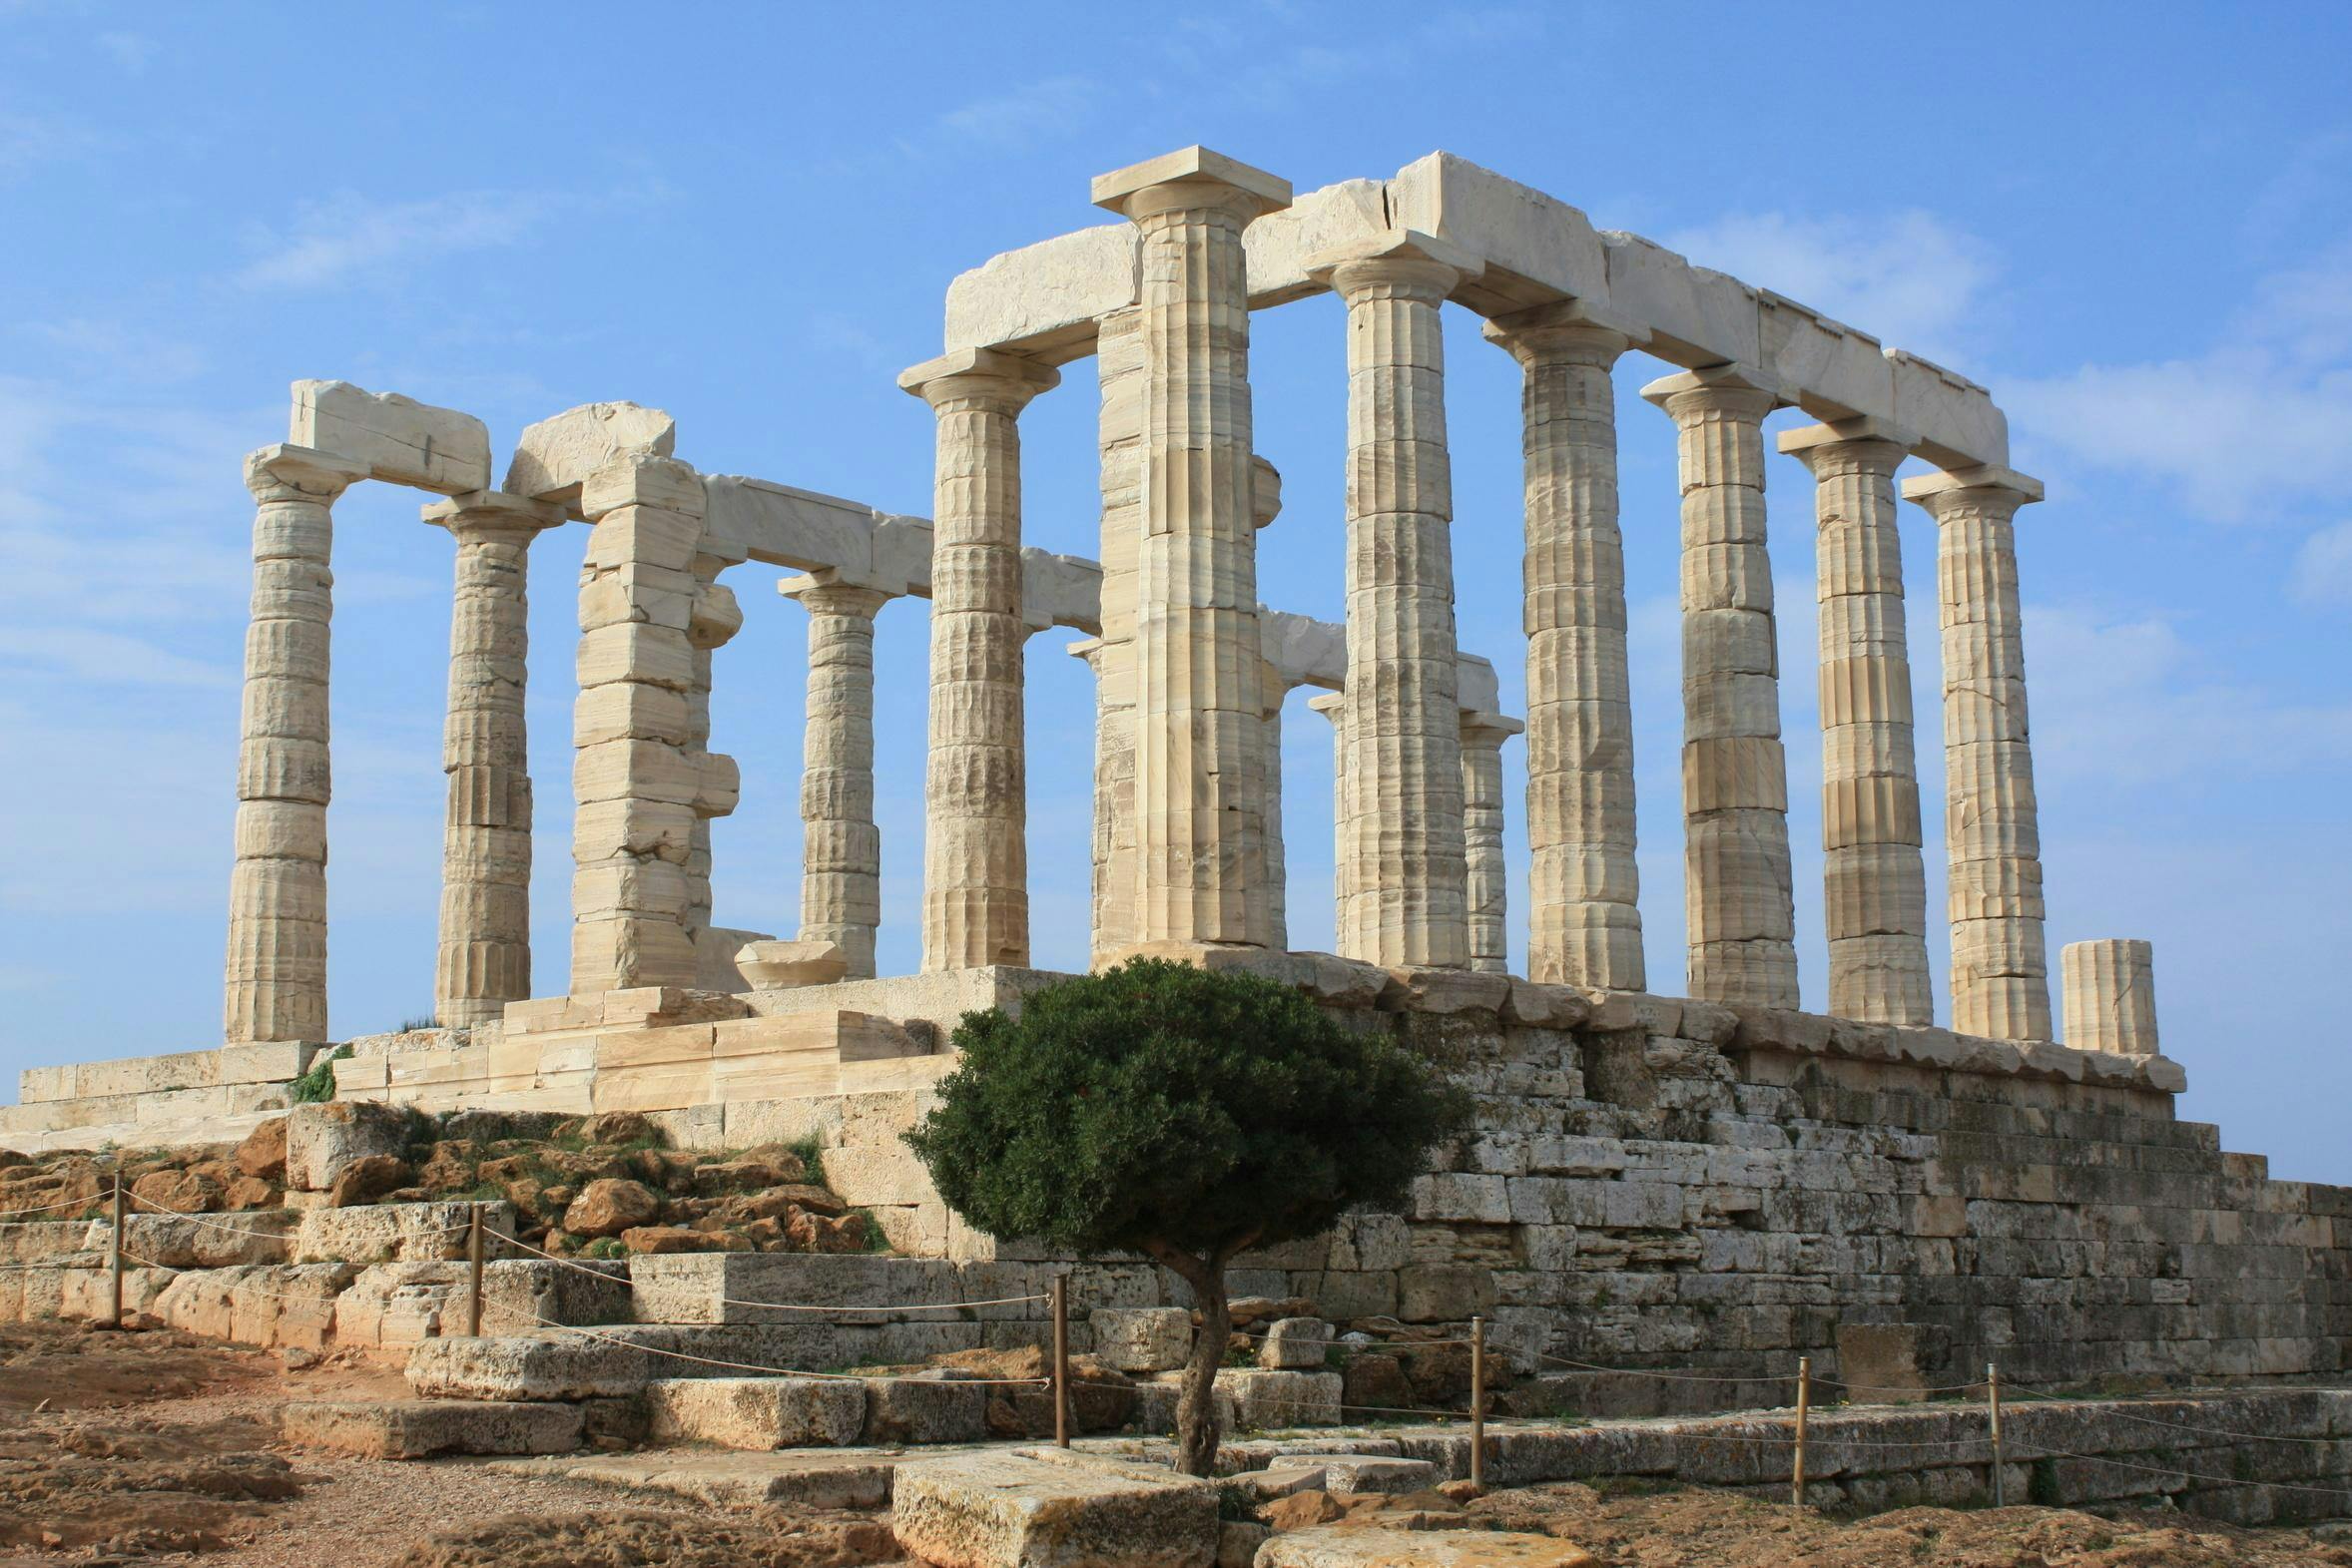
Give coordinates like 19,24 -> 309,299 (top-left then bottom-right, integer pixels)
466,1202 -> 485,1337
108,1175 -> 125,1329
1793,1354 -> 1811,1508
1988,1361 -> 2005,1506
1470,1314 -> 1486,1494
1051,1274 -> 1071,1448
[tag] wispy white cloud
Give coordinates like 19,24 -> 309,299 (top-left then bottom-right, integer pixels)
0,110 -> 97,178
237,189 -> 572,290
95,29 -> 157,73
1664,209 -> 2001,365
937,74 -> 1101,148
2291,520 -> 2352,609
2005,238 -> 2352,522
0,628 -> 231,688
23,316 -> 206,382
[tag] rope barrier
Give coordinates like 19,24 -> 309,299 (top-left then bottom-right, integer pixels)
516,1310 -> 1052,1387
0,1195 -> 105,1221
497,1231 -> 1050,1316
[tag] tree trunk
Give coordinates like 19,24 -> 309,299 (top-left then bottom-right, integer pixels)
1150,1244 -> 1231,1477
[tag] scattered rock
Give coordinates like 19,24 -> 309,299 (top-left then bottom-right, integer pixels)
326,1155 -> 414,1209
565,1179 -> 661,1239
234,1117 -> 289,1181
1259,1316 -> 1333,1370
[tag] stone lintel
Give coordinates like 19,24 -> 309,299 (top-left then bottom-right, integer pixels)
1776,415 -> 1920,457
420,489 -> 566,534
1089,145 -> 1292,221
894,345 -> 1060,402
1901,463 -> 2047,507
1301,227 -> 1483,285
1638,361 -> 1790,410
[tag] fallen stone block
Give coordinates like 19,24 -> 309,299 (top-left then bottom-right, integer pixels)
890,1448 -> 1217,1568
1092,1306 -> 1193,1373
1223,1369 -> 1342,1429
1279,1454 -> 1438,1495
1256,1524 -> 1599,1567
646,1375 -> 867,1449
405,1330 -> 652,1401
863,1370 -> 989,1445
285,1102 -> 411,1194
294,1200 -> 514,1265
280,1398 -> 582,1459
1257,1316 -> 1332,1370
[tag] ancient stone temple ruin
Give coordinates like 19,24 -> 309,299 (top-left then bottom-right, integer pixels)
9,149 -> 2345,1405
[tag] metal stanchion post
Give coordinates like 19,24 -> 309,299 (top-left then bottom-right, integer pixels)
466,1202 -> 485,1337
1988,1361 -> 2006,1506
1051,1274 -> 1071,1448
1793,1354 -> 1811,1508
1470,1314 -> 1486,1494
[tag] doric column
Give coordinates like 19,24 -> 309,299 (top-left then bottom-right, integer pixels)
1904,465 -> 2052,1041
225,443 -> 366,1044
780,573 -> 890,979
1460,713 -> 1522,975
1642,366 -> 1800,1008
1310,231 -> 1478,969
1306,690 -> 1347,941
571,455 -> 740,994
1093,147 -> 1291,949
420,490 -> 562,1028
897,348 -> 1058,972
1780,418 -> 1933,1026
1484,304 -> 1645,991
2061,939 -> 2158,1056
1085,304 -> 1145,966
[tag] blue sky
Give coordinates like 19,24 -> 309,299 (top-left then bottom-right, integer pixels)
3,3 -> 2347,1182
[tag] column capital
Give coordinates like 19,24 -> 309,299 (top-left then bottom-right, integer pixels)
1776,415 -> 1919,473
1640,362 -> 1789,418
1305,229 -> 1480,301
421,489 -> 566,539
779,570 -> 891,619
1460,711 -> 1524,747
1305,689 -> 1344,722
245,443 -> 368,504
1901,463 -> 2046,514
897,346 -> 1059,413
1481,297 -> 1646,362
1091,145 -> 1291,224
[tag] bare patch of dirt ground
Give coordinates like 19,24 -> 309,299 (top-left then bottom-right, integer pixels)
1470,1480 -> 2352,1567
0,1322 -> 899,1567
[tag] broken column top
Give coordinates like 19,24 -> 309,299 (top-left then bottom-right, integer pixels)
503,401 -> 678,514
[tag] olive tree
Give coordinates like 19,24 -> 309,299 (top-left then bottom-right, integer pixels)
903,957 -> 1471,1475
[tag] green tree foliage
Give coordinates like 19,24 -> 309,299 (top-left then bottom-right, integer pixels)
904,957 -> 1471,1474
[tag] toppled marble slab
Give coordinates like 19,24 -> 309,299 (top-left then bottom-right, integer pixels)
280,1398 -> 582,1459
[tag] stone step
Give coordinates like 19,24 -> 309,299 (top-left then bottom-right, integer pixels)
646,1376 -> 867,1449
890,1448 -> 1218,1568
1259,1524 -> 1599,1567
404,1319 -> 986,1400
281,1398 -> 584,1458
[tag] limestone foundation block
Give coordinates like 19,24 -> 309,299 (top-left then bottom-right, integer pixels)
289,379 -> 491,495
890,1448 -> 1217,1568
736,938 -> 850,991
1091,1306 -> 1194,1373
2062,938 -> 2159,1056
645,1375 -> 867,1449
280,1398 -> 582,1459
1260,1525 -> 1599,1567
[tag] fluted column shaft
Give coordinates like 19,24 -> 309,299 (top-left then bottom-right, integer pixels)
424,492 -> 559,1028
783,576 -> 889,979
1460,715 -> 1521,975
1326,247 -> 1470,968
1906,466 -> 2051,1040
1103,168 -> 1286,949
1784,423 -> 1933,1025
1087,306 -> 1145,964
1644,368 -> 1799,1008
900,349 -> 1056,972
680,558 -> 743,965
1260,665 -> 1289,951
1487,309 -> 1643,990
1307,691 -> 1347,942
225,444 -> 364,1043
2062,939 -> 2158,1056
